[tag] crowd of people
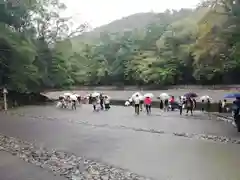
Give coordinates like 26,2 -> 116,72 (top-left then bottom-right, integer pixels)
130,94 -> 202,116
56,91 -> 240,131
57,92 -> 111,112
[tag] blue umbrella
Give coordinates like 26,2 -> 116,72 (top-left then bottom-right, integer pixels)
184,92 -> 198,98
224,93 -> 240,98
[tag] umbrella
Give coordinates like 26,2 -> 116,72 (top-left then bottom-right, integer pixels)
64,92 -> 72,97
70,95 -> 77,101
180,96 -> 186,99
104,95 -> 111,99
131,92 -> 142,98
92,92 -> 100,97
224,93 -> 240,98
200,95 -> 212,101
125,101 -> 130,106
159,93 -> 170,100
74,94 -> 80,97
184,92 -> 198,98
144,93 -> 154,98
56,101 -> 62,108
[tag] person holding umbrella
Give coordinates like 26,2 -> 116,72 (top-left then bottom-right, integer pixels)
104,95 -> 111,110
184,92 -> 198,116
99,93 -> 105,110
185,97 -> 193,116
224,93 -> 240,132
144,93 -> 153,115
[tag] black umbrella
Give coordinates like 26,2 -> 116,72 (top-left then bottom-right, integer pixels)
184,92 -> 198,98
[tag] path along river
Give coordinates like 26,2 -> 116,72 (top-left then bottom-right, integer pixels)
1,103 -> 240,180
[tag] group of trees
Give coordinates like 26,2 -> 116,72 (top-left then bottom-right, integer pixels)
1,0 -> 240,93
65,0 -> 240,86
0,0 -> 87,92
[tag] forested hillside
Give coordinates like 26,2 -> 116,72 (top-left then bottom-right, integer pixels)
0,0 -> 87,92
1,0 -> 240,94
67,0 -> 240,86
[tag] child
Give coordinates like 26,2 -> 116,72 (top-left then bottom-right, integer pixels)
104,96 -> 111,110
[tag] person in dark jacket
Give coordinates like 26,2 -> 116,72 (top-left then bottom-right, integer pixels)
218,100 -> 222,113
201,99 -> 205,112
185,97 -> 193,116
164,99 -> 169,112
89,94 -> 93,104
232,97 -> 240,132
160,100 -> 164,110
99,94 -> 104,110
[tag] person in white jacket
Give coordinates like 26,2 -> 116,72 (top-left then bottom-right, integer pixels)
133,94 -> 141,115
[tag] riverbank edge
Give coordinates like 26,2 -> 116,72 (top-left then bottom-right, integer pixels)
43,84 -> 240,92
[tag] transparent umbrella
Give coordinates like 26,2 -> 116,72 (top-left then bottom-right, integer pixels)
92,92 -> 100,97
144,93 -> 154,98
200,95 -> 212,101
159,93 -> 170,100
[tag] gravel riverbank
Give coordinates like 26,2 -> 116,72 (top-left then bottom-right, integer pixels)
0,134 -> 152,180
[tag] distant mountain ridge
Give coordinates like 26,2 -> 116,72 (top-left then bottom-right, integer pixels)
73,9 -> 199,43
77,12 -> 161,40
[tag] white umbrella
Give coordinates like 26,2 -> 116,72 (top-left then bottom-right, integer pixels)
131,92 -> 142,98
64,92 -> 72,97
92,92 -> 100,97
104,95 -> 111,99
139,95 -> 144,101
70,95 -> 77,101
144,93 -> 154,98
159,93 -> 170,100
200,95 -> 212,101
74,94 -> 80,97
125,101 -> 130,106
180,96 -> 186,100
56,101 -> 62,108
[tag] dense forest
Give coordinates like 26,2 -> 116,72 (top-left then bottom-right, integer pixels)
1,0 -> 240,94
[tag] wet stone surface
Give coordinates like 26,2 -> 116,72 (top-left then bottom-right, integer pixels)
6,111 -> 240,145
0,134 -> 152,180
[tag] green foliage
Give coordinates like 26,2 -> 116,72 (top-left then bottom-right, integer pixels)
0,0 -> 86,92
1,0 -> 240,92
64,2 -> 240,85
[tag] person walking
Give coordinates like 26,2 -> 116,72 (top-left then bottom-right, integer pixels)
192,98 -> 197,110
99,94 -> 104,110
222,99 -> 227,112
144,96 -> 152,115
206,98 -> 211,115
164,99 -> 169,112
92,96 -> 97,111
133,94 -> 141,115
185,97 -> 193,116
201,99 -> 205,112
178,96 -> 183,115
169,96 -> 175,111
232,97 -> 240,131
218,100 -> 222,113
104,96 -> 111,110
71,99 -> 77,110
160,100 -> 163,111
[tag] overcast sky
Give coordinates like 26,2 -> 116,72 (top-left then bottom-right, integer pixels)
62,0 -> 201,28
